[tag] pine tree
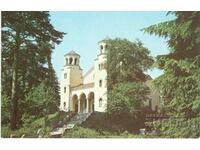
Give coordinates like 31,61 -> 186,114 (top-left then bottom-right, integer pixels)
143,12 -> 200,118
1,11 -> 65,130
143,12 -> 200,137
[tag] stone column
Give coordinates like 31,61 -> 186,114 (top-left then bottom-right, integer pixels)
87,99 -> 90,113
78,99 -> 81,113
72,57 -> 74,65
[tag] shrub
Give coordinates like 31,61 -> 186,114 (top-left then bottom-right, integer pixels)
63,127 -> 100,138
1,126 -> 37,138
21,113 -> 35,128
150,117 -> 200,138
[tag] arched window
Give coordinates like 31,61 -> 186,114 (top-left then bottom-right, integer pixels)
99,98 -> 102,107
63,102 -> 66,109
99,80 -> 102,87
64,73 -> 67,79
105,44 -> 108,49
64,87 -> 66,93
69,57 -> 73,65
74,58 -> 77,65
99,64 -> 101,70
100,45 -> 103,54
66,58 -> 68,65
101,63 -> 104,69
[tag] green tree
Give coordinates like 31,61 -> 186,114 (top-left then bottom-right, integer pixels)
1,11 -> 65,130
143,12 -> 200,137
39,41 -> 60,106
107,82 -> 150,115
104,38 -> 154,89
24,82 -> 57,117
104,38 -> 154,131
143,12 -> 200,118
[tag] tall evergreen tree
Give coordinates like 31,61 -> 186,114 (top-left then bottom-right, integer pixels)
1,11 -> 65,130
143,12 -> 200,118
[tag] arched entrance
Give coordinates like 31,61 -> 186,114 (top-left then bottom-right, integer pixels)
88,92 -> 94,112
80,93 -> 87,113
72,94 -> 78,113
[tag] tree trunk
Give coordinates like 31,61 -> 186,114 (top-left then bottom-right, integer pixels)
10,31 -> 20,130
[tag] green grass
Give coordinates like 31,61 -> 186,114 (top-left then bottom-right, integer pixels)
1,111 -> 74,138
62,126 -> 156,138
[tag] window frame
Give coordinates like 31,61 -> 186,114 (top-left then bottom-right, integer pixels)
64,73 -> 67,79
64,87 -> 66,93
99,80 -> 102,87
99,98 -> 102,107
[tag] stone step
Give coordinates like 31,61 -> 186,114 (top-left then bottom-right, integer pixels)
50,128 -> 66,136
50,112 -> 92,137
65,113 -> 91,127
63,123 -> 76,129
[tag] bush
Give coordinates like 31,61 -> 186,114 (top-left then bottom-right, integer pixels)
63,127 -> 100,138
150,117 -> 200,138
21,113 -> 35,128
1,126 -> 37,138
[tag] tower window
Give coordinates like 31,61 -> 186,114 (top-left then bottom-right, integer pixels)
69,57 -> 73,65
99,64 -> 101,70
99,98 -> 102,107
99,80 -> 102,87
105,44 -> 108,49
101,63 -> 104,69
64,87 -> 66,93
64,73 -> 67,79
100,45 -> 103,54
63,102 -> 66,109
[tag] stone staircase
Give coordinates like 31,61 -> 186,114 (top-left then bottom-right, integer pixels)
50,112 -> 92,137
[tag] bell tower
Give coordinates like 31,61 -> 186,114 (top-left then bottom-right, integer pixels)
94,41 -> 107,112
60,50 -> 83,111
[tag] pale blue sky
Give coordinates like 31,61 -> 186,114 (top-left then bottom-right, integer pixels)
50,11 -> 175,83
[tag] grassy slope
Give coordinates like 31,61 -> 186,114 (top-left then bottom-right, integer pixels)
1,111 -> 156,138
63,112 -> 153,138
1,111 -> 74,138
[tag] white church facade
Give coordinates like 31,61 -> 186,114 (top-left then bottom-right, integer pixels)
60,41 -> 107,113
60,41 -> 161,113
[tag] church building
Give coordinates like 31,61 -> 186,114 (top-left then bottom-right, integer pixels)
60,41 -> 161,113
